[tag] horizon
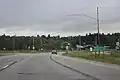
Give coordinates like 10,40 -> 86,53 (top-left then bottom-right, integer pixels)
0,32 -> 119,37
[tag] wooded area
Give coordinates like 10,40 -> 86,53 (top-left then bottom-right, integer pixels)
0,33 -> 120,50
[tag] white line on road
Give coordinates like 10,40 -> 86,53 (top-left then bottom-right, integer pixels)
3,65 -> 9,69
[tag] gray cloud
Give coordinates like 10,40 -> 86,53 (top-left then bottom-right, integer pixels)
0,0 -> 120,36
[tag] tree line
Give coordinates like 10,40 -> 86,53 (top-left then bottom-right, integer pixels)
0,33 -> 120,50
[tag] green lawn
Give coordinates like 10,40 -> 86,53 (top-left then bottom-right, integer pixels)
63,51 -> 120,65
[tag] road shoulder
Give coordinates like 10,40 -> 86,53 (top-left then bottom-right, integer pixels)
51,54 -> 120,80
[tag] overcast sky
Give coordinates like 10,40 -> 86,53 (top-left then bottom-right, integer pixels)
0,0 -> 120,36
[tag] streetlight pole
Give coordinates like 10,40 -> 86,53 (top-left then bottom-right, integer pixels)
32,37 -> 35,50
97,7 -> 100,46
13,37 -> 15,51
79,35 -> 81,51
13,35 -> 16,51
65,6 -> 100,46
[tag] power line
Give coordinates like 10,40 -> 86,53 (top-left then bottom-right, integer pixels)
65,14 -> 96,20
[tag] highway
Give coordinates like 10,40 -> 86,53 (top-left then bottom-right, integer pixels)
0,53 -> 120,80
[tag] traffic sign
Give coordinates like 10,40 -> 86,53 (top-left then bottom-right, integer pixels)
94,46 -> 105,51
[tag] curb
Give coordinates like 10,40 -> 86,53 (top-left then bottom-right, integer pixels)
50,56 -> 100,80
0,61 -> 17,72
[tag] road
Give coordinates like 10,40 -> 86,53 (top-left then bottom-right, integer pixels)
0,54 -> 30,68
0,53 -> 120,80
52,54 -> 120,80
0,53 -> 94,80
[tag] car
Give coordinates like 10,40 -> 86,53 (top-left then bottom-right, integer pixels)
51,50 -> 57,54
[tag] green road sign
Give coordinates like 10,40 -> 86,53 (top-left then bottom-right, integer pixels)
94,46 -> 105,51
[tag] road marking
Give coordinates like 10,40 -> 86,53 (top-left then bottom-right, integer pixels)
0,61 -> 18,71
3,65 -> 9,69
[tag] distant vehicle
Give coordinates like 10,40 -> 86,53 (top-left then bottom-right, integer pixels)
51,50 -> 57,54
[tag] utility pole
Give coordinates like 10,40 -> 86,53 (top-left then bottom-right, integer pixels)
40,38 -> 43,47
13,37 -> 15,50
95,35 -> 97,46
79,35 -> 81,51
65,7 -> 100,46
32,37 -> 35,50
39,37 -> 42,51
97,7 -> 100,46
13,35 -> 16,51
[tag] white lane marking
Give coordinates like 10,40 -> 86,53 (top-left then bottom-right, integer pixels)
0,55 -> 33,71
3,65 -> 9,69
56,55 -> 120,70
0,61 -> 17,71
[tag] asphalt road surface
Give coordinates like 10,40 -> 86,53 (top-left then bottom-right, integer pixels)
52,54 -> 120,80
0,53 -> 120,80
0,53 -> 94,80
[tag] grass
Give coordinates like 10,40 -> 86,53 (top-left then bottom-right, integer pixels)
63,51 -> 120,65
0,50 -> 37,54
0,49 -> 64,54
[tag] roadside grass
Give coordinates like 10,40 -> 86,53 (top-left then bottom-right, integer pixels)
63,51 -> 120,65
0,49 -> 65,54
0,50 -> 37,54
